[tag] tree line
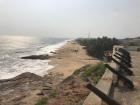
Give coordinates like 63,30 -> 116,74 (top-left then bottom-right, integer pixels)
76,36 -> 121,59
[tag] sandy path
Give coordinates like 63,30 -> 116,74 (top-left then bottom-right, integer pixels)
48,41 -> 99,79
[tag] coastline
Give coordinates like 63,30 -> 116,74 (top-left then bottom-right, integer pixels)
0,39 -> 100,105
0,39 -> 99,80
0,39 -> 98,80
0,39 -> 69,79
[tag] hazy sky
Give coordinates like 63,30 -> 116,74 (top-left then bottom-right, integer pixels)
0,0 -> 140,38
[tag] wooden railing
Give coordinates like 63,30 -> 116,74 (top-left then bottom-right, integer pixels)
83,46 -> 134,105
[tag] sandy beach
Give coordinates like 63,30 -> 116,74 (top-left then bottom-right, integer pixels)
48,40 -> 99,79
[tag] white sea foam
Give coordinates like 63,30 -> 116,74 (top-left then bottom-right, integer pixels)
0,60 -> 54,79
0,39 -> 70,79
36,40 -> 69,55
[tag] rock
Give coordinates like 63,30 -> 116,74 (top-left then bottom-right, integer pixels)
50,51 -> 57,54
36,91 -> 44,96
0,72 -> 42,91
13,72 -> 42,80
0,72 -> 43,105
21,54 -> 50,60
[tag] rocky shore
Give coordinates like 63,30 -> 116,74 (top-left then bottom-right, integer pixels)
0,72 -> 42,105
0,72 -> 64,105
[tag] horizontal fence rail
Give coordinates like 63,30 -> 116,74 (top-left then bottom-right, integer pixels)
87,78 -> 121,105
114,54 -> 132,67
84,47 -> 134,105
105,64 -> 134,89
119,48 -> 130,57
111,57 -> 133,76
115,52 -> 131,62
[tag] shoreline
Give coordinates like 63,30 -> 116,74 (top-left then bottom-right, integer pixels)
0,39 -> 69,80
0,40 -> 100,105
0,40 -> 98,80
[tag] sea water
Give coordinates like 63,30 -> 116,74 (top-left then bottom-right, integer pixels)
0,36 -> 68,79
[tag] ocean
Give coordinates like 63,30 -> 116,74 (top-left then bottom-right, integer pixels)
0,36 -> 68,79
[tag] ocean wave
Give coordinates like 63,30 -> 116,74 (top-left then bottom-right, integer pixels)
0,60 -> 54,79
0,39 -> 70,80
36,40 -> 69,55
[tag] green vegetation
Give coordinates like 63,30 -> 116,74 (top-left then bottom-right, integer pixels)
76,36 -> 120,59
82,64 -> 101,77
35,98 -> 47,105
63,63 -> 106,85
74,63 -> 106,83
73,64 -> 90,75
49,89 -> 59,98
91,63 -> 106,84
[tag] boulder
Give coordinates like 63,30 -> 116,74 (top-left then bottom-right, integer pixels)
21,54 -> 50,60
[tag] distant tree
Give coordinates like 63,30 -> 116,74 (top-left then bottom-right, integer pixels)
76,36 -> 121,59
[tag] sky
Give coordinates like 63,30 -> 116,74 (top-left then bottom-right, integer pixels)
0,0 -> 140,38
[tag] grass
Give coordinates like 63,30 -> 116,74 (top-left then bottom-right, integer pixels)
91,63 -> 106,84
82,64 -> 100,77
73,62 -> 106,83
73,65 -> 90,75
35,98 -> 47,105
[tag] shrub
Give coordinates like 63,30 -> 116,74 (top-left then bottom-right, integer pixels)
73,63 -> 106,83
76,36 -> 120,59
